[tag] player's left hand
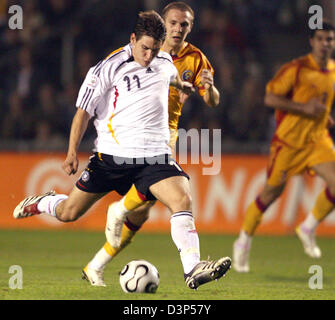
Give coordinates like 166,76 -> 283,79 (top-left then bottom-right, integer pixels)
200,69 -> 214,90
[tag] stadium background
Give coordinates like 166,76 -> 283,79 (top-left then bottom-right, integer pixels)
1,0 -> 335,236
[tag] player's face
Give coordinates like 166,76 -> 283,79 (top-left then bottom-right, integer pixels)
310,30 -> 335,60
164,9 -> 193,47
131,34 -> 162,67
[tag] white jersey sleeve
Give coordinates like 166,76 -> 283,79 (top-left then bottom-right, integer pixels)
170,63 -> 178,83
75,60 -> 113,117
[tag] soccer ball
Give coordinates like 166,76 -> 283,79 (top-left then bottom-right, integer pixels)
119,260 -> 160,293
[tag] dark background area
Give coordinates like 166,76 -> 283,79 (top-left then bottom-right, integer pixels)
0,0 -> 333,153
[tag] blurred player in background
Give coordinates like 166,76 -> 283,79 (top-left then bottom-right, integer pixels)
14,9 -> 230,289
83,2 -> 221,286
233,21 -> 335,272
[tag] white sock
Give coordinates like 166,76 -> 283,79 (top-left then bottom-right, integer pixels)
37,194 -> 68,217
301,212 -> 319,233
170,212 -> 200,274
88,247 -> 112,271
238,230 -> 252,248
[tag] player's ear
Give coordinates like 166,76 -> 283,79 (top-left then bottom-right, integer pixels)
130,33 -> 136,45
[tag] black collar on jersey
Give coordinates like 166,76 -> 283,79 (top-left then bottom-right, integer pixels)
115,56 -> 135,73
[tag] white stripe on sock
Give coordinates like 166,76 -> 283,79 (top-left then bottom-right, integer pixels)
38,194 -> 68,217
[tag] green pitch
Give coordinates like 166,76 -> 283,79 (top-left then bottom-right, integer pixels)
1,230 -> 334,300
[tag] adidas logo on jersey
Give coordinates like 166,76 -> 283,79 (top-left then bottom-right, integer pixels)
146,67 -> 153,73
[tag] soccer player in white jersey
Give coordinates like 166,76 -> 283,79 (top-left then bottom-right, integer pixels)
13,11 -> 231,290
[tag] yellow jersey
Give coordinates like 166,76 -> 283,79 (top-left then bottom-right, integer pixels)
168,42 -> 214,130
266,54 -> 335,148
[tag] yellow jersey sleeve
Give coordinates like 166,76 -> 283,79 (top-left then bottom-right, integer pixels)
168,43 -> 215,130
266,62 -> 299,97
193,54 -> 214,97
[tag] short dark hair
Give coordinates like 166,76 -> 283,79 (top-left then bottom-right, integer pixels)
162,1 -> 194,23
133,10 -> 166,42
310,20 -> 335,38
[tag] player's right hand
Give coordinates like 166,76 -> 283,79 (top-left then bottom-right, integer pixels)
304,97 -> 327,117
62,153 -> 79,175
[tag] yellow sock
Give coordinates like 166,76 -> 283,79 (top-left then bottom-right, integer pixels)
103,221 -> 138,257
312,188 -> 335,222
242,197 -> 267,235
123,184 -> 147,211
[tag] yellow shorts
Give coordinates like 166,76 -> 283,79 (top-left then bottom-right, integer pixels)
267,135 -> 335,186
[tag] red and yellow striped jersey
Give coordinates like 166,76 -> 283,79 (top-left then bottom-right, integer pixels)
266,54 -> 335,148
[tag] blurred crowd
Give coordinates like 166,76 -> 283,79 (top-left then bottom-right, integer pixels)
0,0 -> 323,151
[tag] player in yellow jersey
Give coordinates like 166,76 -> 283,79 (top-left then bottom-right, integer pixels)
82,2 -> 221,286
233,21 -> 335,272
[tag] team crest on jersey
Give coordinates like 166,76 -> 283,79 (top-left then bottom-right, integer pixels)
182,70 -> 193,81
87,74 -> 98,88
80,170 -> 90,182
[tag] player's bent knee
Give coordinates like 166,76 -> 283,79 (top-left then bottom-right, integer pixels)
183,193 -> 192,209
171,193 -> 192,212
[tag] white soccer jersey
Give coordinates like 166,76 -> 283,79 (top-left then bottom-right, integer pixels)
76,44 -> 178,158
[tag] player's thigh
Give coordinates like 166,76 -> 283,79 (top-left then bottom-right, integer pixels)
266,141 -> 306,187
149,175 -> 192,213
57,186 -> 107,221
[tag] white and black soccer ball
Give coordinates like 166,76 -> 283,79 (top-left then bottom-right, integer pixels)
119,260 -> 160,293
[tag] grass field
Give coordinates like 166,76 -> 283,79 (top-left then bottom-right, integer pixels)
1,229 -> 334,301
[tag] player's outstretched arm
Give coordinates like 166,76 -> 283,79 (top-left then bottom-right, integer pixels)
201,69 -> 220,107
264,92 -> 327,118
62,108 -> 91,175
